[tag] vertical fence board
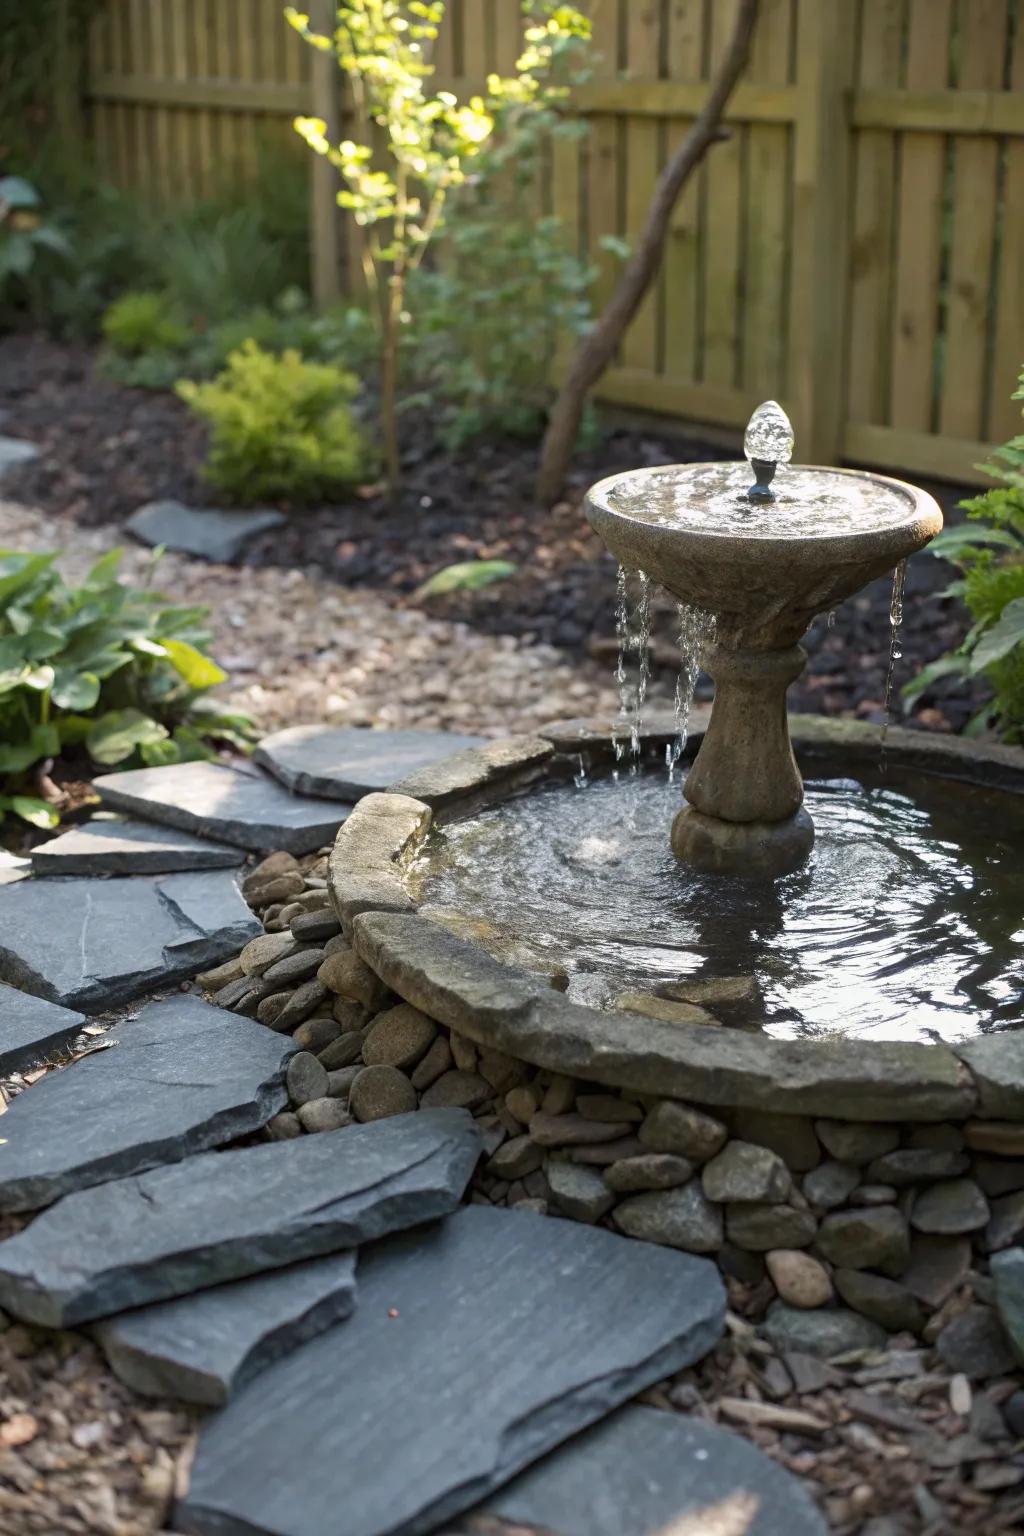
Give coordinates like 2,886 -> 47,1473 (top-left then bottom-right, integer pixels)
620,2 -> 662,374
939,0 -> 1007,441
890,0 -> 952,436
742,0 -> 793,397
989,16 -> 1024,441
702,0 -> 744,388
585,1 -> 623,323
662,0 -> 707,386
846,0 -> 904,427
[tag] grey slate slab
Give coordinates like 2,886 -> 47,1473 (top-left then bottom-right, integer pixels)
475,1403 -> 827,1536
255,726 -> 488,801
0,984 -> 85,1076
0,1108 -> 479,1326
93,760 -> 350,853
95,1251 -> 358,1406
0,868 -> 260,1010
0,849 -> 29,886
0,995 -> 295,1212
31,818 -> 245,876
0,436 -> 39,476
127,500 -> 285,562
175,1204 -> 726,1536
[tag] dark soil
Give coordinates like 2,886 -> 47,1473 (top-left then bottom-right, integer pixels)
0,333 -> 988,732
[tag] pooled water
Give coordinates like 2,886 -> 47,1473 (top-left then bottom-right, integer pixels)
417,769 -> 1024,1043
602,462 -> 917,538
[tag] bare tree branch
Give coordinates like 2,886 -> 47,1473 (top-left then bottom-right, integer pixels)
536,0 -> 761,506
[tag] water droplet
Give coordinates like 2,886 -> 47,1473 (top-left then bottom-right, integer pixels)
743,400 -> 795,467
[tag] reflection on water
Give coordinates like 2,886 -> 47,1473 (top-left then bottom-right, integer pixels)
601,463 -> 915,538
416,771 -> 1024,1043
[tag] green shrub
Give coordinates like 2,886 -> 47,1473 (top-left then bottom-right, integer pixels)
0,175 -> 72,324
102,289 -> 190,355
0,547 -> 253,829
905,367 -> 1024,740
177,341 -> 367,504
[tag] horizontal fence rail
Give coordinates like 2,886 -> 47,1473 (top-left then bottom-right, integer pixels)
82,0 -> 1024,487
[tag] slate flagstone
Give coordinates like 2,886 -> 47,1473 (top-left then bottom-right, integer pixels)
95,1251 -> 358,1406
255,725 -> 487,801
31,818 -> 244,876
475,1403 -> 827,1536
174,1204 -> 726,1536
0,868 -> 261,1010
0,994 -> 296,1212
0,984 -> 85,1076
0,1108 -> 480,1327
93,759 -> 350,853
126,500 -> 285,562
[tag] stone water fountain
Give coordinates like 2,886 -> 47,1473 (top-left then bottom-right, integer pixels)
585,402 -> 944,877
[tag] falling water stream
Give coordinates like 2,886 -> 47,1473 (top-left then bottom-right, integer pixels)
880,558 -> 908,763
613,567 -> 652,763
667,604 -> 715,778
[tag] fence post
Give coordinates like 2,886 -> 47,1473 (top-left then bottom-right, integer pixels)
787,0 -> 857,464
310,0 -> 344,309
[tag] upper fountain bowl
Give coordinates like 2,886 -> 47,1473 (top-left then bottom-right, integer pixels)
586,461 -> 943,649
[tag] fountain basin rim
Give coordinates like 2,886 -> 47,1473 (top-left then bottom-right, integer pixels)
325,720 -> 1024,1126
585,463 -> 943,558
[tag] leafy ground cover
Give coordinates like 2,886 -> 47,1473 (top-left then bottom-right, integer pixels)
0,333 -> 986,736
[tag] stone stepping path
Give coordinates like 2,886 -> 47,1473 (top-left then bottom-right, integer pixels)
0,995 -> 295,1213
0,867 -> 260,1010
0,435 -> 39,476
175,1204 -> 726,1536
476,1402 -> 826,1535
255,725 -> 488,800
30,817 -> 244,876
0,1108 -> 480,1327
0,984 -> 85,1076
96,1250 -> 358,1406
93,759 -> 350,854
127,499 -> 285,562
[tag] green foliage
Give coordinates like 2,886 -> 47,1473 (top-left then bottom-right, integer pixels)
177,341 -> 368,504
0,546 -> 253,828
102,290 -> 191,356
288,0 -> 592,485
0,175 -> 72,320
416,559 -> 517,597
905,368 -> 1024,740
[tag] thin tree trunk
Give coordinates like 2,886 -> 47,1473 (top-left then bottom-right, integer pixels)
536,0 -> 760,506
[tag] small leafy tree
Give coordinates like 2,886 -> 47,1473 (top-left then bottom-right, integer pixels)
287,0 -> 590,491
904,367 -> 1024,740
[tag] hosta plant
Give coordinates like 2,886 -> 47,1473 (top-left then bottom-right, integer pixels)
904,368 -> 1024,740
0,547 -> 253,828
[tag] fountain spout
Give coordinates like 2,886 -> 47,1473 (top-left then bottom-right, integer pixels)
584,404 -> 944,878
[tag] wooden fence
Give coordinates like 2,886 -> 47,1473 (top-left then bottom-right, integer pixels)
83,0 -> 1024,486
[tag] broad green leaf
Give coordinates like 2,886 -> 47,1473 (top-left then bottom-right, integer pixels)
22,664 -> 55,692
0,723 -> 59,772
86,708 -> 169,766
85,548 -> 123,586
930,525 -> 1021,558
9,796 -> 60,830
129,636 -> 169,658
416,559 -> 516,597
0,552 -> 56,605
50,668 -> 101,711
0,176 -> 41,209
969,598 -> 1024,672
159,638 -> 227,689
901,655 -> 969,710
140,738 -> 183,768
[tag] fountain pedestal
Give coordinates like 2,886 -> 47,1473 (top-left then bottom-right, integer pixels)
584,400 -> 944,881
671,642 -> 814,877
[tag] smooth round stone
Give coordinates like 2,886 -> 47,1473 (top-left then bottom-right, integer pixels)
815,1121 -> 899,1165
361,1004 -> 437,1070
613,1181 -> 723,1253
504,1085 -> 541,1125
318,1032 -> 367,1070
816,1206 -> 909,1277
702,1141 -> 791,1204
725,1204 -> 817,1252
866,1149 -> 970,1186
287,1052 -> 330,1107
349,1065 -> 418,1122
639,1101 -> 727,1163
576,1093 -> 643,1124
546,1161 -> 616,1224
326,1066 -> 362,1099
671,804 -> 814,879
488,1135 -> 544,1181
911,1179 -> 990,1236
1004,1390 -> 1024,1438
833,1269 -> 925,1335
803,1160 -> 861,1211
603,1153 -> 694,1193
239,932 -> 298,977
766,1249 -> 833,1309
291,1015 -> 342,1054
410,1036 -> 453,1091
732,1110 -> 821,1173
936,1305 -> 1016,1378
297,1096 -> 352,1133
262,948 -> 326,987
763,1300 -> 887,1359
265,1111 -> 302,1142
419,1070 -> 492,1111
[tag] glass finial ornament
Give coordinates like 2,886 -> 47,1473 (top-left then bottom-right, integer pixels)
744,400 -> 795,502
